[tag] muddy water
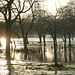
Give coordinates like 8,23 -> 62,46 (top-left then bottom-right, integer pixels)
0,40 -> 75,75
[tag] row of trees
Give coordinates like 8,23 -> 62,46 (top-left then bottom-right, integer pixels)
0,0 -> 75,66
31,1 -> 75,66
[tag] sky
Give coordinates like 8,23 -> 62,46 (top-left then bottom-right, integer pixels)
0,0 -> 70,19
42,0 -> 70,15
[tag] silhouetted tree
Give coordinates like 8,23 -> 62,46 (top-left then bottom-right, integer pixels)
0,0 -> 35,64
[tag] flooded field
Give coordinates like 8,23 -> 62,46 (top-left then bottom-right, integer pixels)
0,38 -> 75,75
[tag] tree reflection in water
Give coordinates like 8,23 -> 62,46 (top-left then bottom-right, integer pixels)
8,64 -> 11,75
0,39 -> 75,75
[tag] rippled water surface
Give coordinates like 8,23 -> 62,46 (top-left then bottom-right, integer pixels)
0,38 -> 75,75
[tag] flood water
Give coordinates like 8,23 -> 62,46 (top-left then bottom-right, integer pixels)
0,38 -> 75,75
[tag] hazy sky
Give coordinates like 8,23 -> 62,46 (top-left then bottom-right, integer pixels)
43,0 -> 70,15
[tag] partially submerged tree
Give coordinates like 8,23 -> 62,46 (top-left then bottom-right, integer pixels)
57,19 -> 68,63
57,1 -> 75,64
0,0 -> 35,64
40,14 -> 58,66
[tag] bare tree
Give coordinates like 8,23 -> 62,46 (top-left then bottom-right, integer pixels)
0,0 -> 35,64
57,1 -> 75,64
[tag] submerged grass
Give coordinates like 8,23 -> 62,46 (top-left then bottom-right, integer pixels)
47,64 -> 75,71
13,48 -> 75,71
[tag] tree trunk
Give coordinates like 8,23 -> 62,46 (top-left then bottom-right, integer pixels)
43,34 -> 46,47
38,34 -> 42,53
64,37 -> 67,63
53,37 -> 57,66
69,33 -> 71,64
5,1 -> 13,65
19,15 -> 28,55
25,14 -> 34,45
53,22 -> 58,66
43,34 -> 46,55
23,37 -> 28,53
39,36 -> 42,44
0,37 -> 1,47
19,25 -> 28,59
6,21 -> 11,65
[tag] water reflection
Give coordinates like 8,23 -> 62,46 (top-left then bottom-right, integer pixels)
0,70 -> 9,75
0,60 -> 11,75
55,71 -> 57,75
7,65 -> 11,75
0,38 -> 75,75
10,43 -> 75,63
45,47 -> 54,61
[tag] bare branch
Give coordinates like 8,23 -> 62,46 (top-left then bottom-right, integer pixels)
22,1 -> 37,13
12,1 -> 37,23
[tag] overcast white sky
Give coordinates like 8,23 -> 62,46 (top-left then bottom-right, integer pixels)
43,0 -> 70,15
0,0 -> 70,19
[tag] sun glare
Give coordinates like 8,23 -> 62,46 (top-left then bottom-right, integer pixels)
1,38 -> 6,46
43,0 -> 70,15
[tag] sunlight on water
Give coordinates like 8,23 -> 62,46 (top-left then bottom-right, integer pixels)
0,60 -> 7,65
0,66 -> 7,70
1,38 -> 6,47
0,70 -> 9,74
45,48 -> 53,60
0,60 -> 8,75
